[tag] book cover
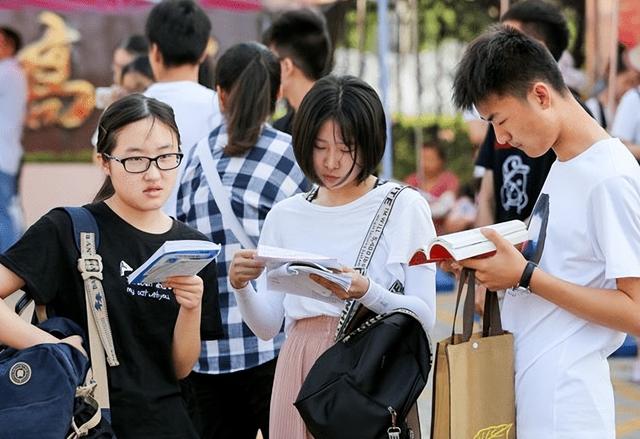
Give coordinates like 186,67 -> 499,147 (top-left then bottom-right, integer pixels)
409,220 -> 529,265
127,240 -> 221,284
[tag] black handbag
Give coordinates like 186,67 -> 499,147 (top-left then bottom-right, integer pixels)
294,309 -> 431,439
295,183 -> 432,439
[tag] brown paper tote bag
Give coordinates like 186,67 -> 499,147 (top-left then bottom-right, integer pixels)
431,269 -> 516,439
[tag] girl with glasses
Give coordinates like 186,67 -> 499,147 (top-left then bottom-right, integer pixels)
0,93 -> 223,438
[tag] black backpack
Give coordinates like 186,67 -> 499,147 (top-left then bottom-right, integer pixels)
294,309 -> 432,439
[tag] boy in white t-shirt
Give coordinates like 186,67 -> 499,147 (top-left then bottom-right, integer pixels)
144,0 -> 221,217
452,26 -> 640,439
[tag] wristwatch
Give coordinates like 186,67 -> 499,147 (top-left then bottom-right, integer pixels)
513,261 -> 537,294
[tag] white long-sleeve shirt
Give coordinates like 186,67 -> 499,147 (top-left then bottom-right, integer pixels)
232,182 -> 437,339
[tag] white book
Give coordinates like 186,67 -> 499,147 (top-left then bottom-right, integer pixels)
409,220 -> 529,264
256,245 -> 349,304
127,240 -> 221,285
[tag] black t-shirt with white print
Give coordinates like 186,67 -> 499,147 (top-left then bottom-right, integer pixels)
476,126 -> 556,222
0,202 -> 222,439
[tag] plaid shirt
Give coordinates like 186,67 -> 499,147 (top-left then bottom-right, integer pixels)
177,123 -> 309,374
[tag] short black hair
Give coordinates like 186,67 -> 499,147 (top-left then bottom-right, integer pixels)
0,26 -> 22,54
292,75 -> 385,185
452,25 -> 567,111
263,8 -> 332,80
145,0 -> 211,67
118,34 -> 148,56
501,0 -> 568,61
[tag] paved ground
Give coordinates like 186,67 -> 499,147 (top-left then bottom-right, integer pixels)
17,163 -> 640,438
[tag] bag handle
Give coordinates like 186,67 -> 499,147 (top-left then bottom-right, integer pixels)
451,268 -> 503,344
482,287 -> 504,337
196,137 -> 256,250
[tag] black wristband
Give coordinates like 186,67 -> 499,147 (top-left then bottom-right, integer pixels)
518,261 -> 537,289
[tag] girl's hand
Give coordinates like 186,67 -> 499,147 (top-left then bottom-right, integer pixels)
229,250 -> 265,289
165,275 -> 203,310
309,266 -> 370,300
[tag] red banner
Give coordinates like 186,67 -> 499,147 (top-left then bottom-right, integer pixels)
619,0 -> 640,47
0,0 -> 261,12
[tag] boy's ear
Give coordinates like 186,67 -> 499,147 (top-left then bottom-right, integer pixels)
150,43 -> 163,66
531,82 -> 552,109
280,57 -> 295,78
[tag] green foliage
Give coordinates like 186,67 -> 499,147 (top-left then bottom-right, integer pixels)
418,0 -> 498,50
391,114 -> 475,184
24,149 -> 94,163
342,0 -> 499,52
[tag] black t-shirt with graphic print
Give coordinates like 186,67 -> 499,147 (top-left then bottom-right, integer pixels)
0,202 -> 222,439
476,126 -> 556,222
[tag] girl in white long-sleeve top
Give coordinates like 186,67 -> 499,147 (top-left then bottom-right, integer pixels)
228,75 -> 437,439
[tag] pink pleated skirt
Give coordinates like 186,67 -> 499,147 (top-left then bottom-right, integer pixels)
269,315 -> 340,439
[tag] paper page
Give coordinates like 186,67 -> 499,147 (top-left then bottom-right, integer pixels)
255,245 -> 340,269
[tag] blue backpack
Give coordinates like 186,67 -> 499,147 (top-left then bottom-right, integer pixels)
0,207 -> 116,438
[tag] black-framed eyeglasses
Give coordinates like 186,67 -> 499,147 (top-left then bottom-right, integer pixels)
102,152 -> 184,174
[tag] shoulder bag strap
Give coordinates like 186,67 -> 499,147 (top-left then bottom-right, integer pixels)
196,138 -> 256,249
63,207 -> 118,411
334,183 -> 408,340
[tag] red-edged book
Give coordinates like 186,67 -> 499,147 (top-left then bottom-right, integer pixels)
409,220 -> 528,265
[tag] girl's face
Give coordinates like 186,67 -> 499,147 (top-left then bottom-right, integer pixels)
121,71 -> 153,94
100,117 -> 180,212
312,119 -> 362,190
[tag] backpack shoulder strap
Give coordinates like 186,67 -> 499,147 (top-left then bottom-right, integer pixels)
62,207 -> 118,411
63,207 -> 100,250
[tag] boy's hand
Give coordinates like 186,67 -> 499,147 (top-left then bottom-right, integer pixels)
165,275 -> 203,310
459,228 -> 528,291
229,250 -> 265,289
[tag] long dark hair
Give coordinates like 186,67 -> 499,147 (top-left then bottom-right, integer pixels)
93,94 -> 180,202
215,42 -> 280,156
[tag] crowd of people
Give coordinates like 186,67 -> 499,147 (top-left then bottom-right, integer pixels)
0,0 -> 640,438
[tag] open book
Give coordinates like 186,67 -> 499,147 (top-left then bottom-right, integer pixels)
409,220 -> 529,265
256,245 -> 350,304
128,240 -> 221,284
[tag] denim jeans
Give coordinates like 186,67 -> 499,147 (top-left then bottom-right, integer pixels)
0,170 -> 20,252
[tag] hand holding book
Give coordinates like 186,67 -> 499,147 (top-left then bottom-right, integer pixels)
128,240 -> 221,285
455,227 -> 529,292
308,266 -> 369,301
409,221 -> 532,292
409,220 -> 529,265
